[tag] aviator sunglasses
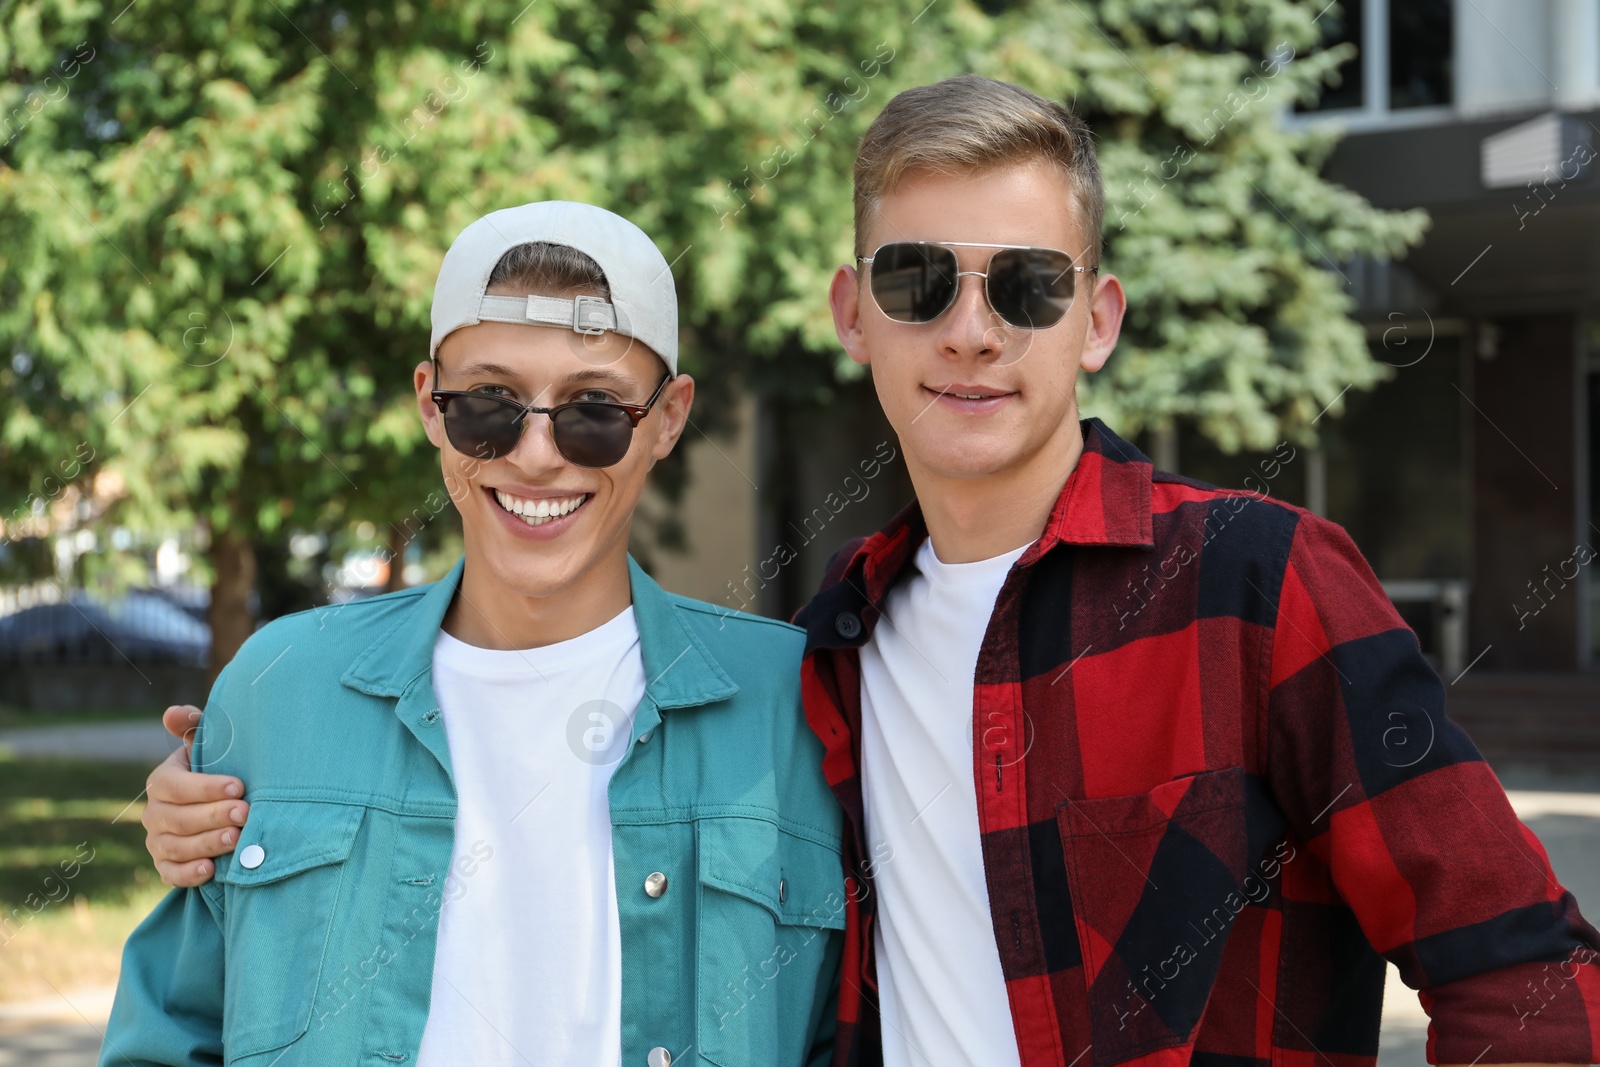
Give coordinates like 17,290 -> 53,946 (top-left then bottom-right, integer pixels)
858,241 -> 1099,329
431,367 -> 672,468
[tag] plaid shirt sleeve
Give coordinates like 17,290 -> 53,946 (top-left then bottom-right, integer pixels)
1265,511 -> 1600,1065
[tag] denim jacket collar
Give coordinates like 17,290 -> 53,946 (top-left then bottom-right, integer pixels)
339,554 -> 739,712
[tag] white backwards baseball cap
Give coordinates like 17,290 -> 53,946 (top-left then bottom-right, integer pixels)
429,200 -> 679,374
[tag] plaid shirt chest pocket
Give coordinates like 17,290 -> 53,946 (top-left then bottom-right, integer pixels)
694,816 -> 848,1067
1056,767 -> 1287,1067
211,800 -> 368,1061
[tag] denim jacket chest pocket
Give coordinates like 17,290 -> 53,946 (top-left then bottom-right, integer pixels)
211,799 -> 367,1061
694,816 -> 848,1067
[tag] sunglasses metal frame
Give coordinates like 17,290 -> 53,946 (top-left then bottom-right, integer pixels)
856,240 -> 1099,329
430,371 -> 673,465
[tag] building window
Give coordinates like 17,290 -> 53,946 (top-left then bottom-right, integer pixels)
1389,0 -> 1454,108
1297,0 -> 1455,116
1301,0 -> 1365,111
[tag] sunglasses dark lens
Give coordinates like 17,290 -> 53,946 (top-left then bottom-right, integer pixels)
551,404 -> 635,468
441,394 -> 525,460
987,248 -> 1077,328
869,242 -> 960,323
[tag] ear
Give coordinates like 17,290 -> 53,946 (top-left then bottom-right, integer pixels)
648,373 -> 695,462
1078,272 -> 1127,375
829,264 -> 871,368
415,360 -> 445,448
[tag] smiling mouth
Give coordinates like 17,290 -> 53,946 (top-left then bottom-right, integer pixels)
492,488 -> 590,527
928,385 -> 1016,400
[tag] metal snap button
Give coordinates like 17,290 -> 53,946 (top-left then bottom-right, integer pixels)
644,871 -> 668,898
646,1047 -> 672,1067
239,844 -> 265,870
638,730 -> 653,744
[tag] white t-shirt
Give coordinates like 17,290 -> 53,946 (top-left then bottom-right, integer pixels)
415,606 -> 645,1067
860,536 -> 1031,1067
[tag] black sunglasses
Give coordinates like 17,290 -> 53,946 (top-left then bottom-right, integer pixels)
858,241 -> 1098,329
431,371 -> 672,468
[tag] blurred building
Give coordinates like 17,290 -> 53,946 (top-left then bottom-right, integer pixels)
652,0 -> 1600,771
1183,0 -> 1600,769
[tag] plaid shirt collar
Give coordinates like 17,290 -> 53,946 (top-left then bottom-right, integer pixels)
825,416 -> 1154,622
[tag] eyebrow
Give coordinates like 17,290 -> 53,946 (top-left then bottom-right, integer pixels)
452,360 -> 525,380
563,368 -> 641,389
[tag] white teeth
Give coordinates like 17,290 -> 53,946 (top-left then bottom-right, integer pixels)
493,490 -> 588,526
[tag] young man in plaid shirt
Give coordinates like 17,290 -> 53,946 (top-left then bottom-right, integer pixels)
796,75 -> 1599,1067
139,76 -> 1597,1066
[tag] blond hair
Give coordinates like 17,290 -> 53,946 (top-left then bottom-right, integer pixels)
853,75 -> 1103,259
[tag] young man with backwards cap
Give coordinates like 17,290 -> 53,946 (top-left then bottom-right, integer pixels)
100,201 -> 846,1067
136,75 -> 1600,1067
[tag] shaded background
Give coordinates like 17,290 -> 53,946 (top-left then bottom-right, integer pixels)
1,0 -> 1598,1064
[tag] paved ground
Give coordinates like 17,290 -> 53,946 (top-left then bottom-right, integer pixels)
0,721 -> 179,764
0,989 -> 114,1067
2,723 -> 1597,1066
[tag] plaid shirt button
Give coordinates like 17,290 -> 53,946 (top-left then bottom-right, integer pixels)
834,612 -> 862,639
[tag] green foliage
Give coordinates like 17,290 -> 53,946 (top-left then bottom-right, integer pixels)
964,0 -> 1428,450
0,0 -> 1424,592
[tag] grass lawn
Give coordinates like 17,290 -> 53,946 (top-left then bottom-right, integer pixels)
0,756 -> 169,1003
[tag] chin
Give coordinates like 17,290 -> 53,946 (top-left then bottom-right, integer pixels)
900,424 -> 1021,479
920,445 -> 1021,481
488,552 -> 586,602
465,526 -> 582,599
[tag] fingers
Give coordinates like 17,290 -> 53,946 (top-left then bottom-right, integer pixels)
143,707 -> 249,890
147,820 -> 240,865
144,796 -> 248,839
146,814 -> 243,888
146,743 -> 244,805
162,704 -> 203,742
157,857 -> 218,889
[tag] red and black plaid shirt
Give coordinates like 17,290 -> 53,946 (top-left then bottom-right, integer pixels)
795,417 -> 1600,1067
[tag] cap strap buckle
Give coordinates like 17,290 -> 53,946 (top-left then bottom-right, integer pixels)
472,293 -> 619,337
569,295 -> 611,336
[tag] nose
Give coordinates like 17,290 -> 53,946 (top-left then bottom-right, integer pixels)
506,408 -> 568,472
933,272 -> 1007,364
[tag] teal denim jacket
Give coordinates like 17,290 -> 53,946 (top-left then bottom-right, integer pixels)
102,557 -> 846,1067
